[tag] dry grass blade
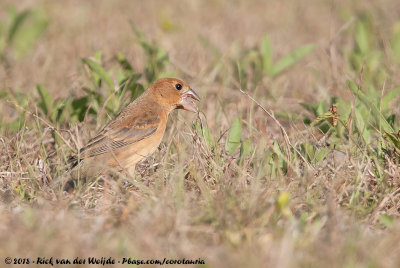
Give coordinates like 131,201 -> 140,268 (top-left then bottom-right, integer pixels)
240,89 -> 314,170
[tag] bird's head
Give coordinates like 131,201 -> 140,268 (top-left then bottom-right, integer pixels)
148,78 -> 201,113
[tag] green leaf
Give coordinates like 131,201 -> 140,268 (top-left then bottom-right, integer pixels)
14,21 -> 48,59
271,44 -> 315,77
384,131 -> 400,150
236,61 -> 244,88
116,52 -> 133,73
226,117 -> 242,154
261,36 -> 272,75
54,98 -> 72,124
36,84 -> 52,115
195,122 -> 215,150
300,102 -> 318,115
347,80 -> 394,133
302,143 -> 315,161
355,20 -> 369,54
355,108 -> 370,144
381,87 -> 400,111
121,73 -> 141,91
316,101 -> 326,116
71,96 -> 90,122
8,7 -> 48,59
310,111 -> 334,127
315,148 -> 331,163
82,58 -> 114,89
203,126 -> 215,150
7,7 -> 30,43
240,139 -> 253,158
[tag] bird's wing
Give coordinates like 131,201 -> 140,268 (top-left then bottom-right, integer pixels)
74,111 -> 160,161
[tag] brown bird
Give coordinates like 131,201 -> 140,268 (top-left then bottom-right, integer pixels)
63,78 -> 200,191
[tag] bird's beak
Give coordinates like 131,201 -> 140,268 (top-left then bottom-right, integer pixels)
178,88 -> 201,113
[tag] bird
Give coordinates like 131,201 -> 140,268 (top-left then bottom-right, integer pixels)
62,78 -> 200,191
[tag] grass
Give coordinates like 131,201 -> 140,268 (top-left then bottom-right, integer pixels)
1,0 -> 400,267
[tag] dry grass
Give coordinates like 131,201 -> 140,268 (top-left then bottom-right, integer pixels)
1,0 -> 400,267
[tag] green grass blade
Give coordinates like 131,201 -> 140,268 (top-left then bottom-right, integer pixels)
347,80 -> 394,132
381,87 -> 400,111
226,116 -> 242,154
7,7 -> 30,43
82,58 -> 114,89
271,44 -> 315,77
355,20 -> 370,54
36,84 -> 52,115
384,131 -> 400,149
261,36 -> 272,75
116,52 -> 133,73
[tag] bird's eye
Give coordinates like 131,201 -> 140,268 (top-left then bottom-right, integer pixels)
175,83 -> 182,90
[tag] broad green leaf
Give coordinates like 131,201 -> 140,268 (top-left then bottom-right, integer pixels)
82,58 -> 114,89
240,139 -> 253,158
71,96 -> 90,122
272,141 -> 283,155
37,84 -> 52,115
316,101 -> 326,116
261,36 -> 272,75
355,20 -> 369,54
271,44 -> 315,77
12,8 -> 48,59
7,7 -> 30,43
226,117 -> 242,154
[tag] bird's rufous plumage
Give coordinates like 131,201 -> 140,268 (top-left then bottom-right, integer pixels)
64,78 -> 200,190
